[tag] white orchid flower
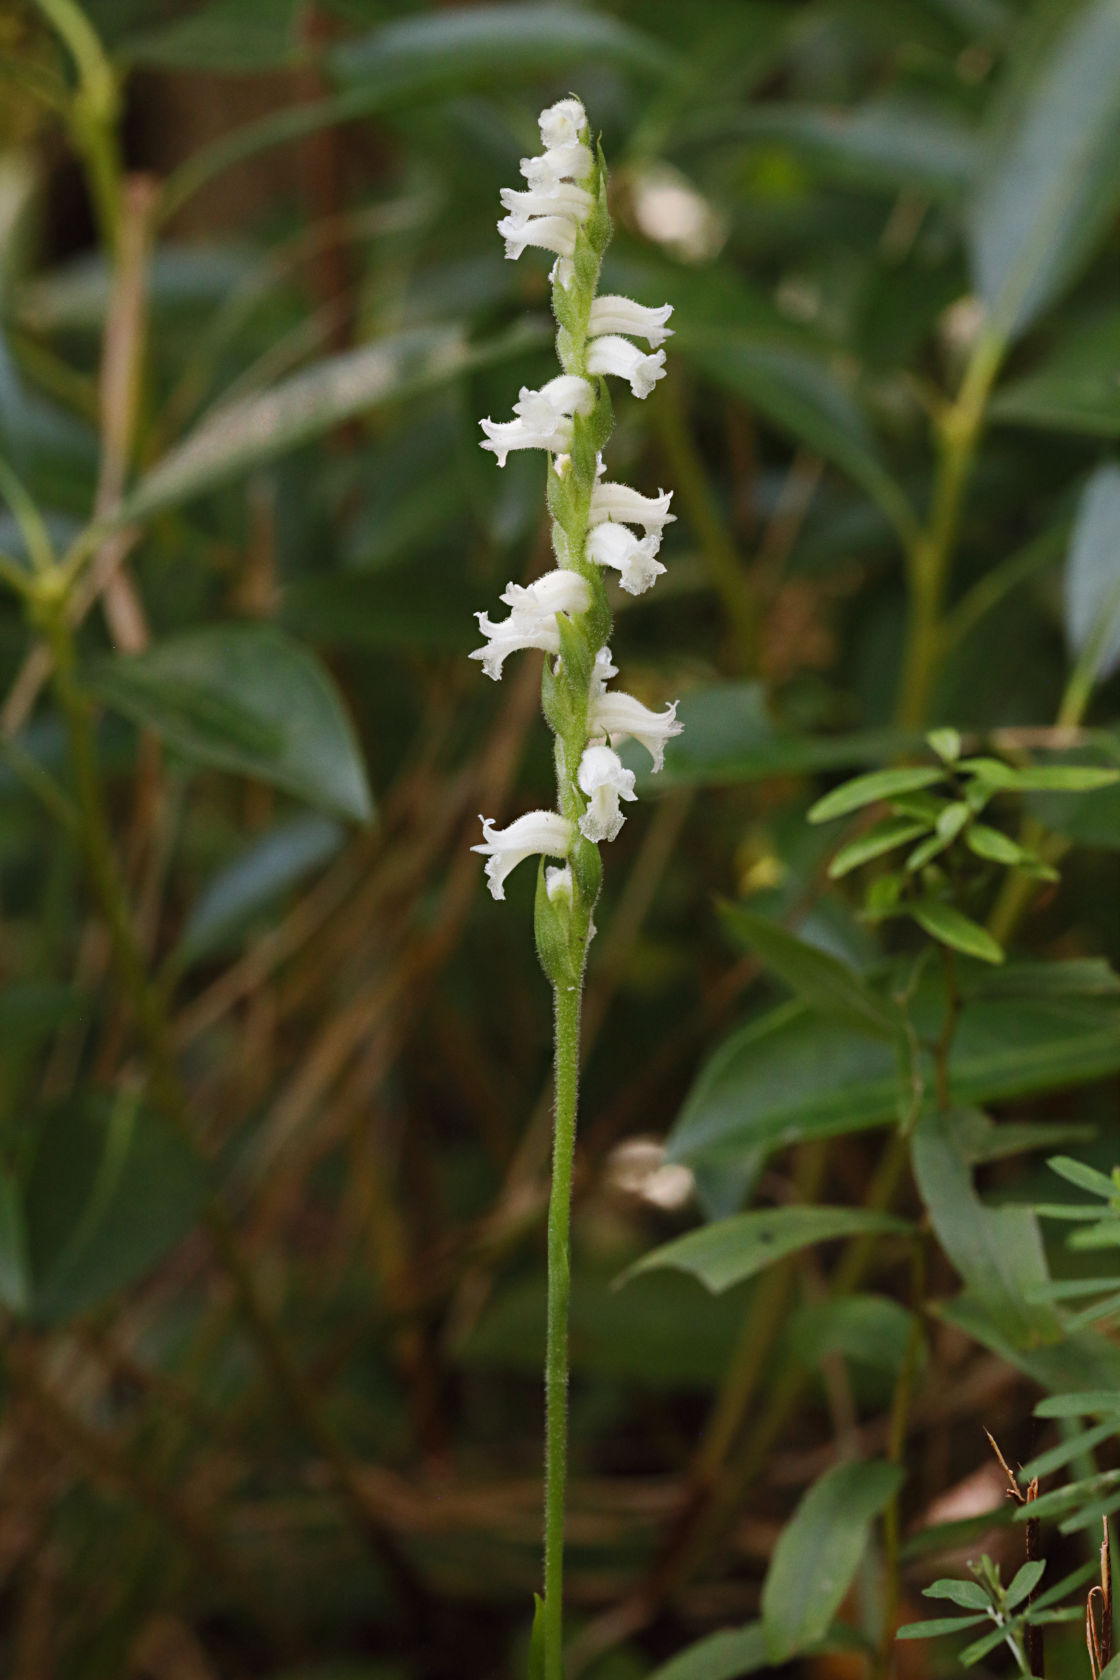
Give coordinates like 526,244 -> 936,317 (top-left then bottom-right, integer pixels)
577,744 -> 637,842
589,296 -> 674,347
589,482 -> 675,536
586,335 -> 667,398
472,810 -> 573,900
590,690 -> 683,773
586,521 -> 666,595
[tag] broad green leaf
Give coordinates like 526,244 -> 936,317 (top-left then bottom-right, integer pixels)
23,1094 -> 208,1326
761,1458 -> 902,1663
910,900 -> 1004,965
968,0 -> 1120,340
717,904 -> 899,1038
896,1614 -> 987,1639
118,324 -> 541,524
911,1108 -> 1059,1347
828,817 -> 928,878
973,956 -> 1120,997
1100,1655 -> 1120,1680
1065,464 -> 1120,683
625,1205 -> 912,1294
787,1294 -> 917,1376
991,309 -> 1120,436
176,813 -> 344,965
1047,1154 -> 1118,1199
91,624 -> 373,824
668,980 -> 1120,1167
924,1579 -> 991,1610
680,338 -> 914,540
0,1165 -> 29,1313
809,766 -> 944,823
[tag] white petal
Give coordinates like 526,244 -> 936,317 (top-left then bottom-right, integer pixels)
469,612 -> 561,681
545,863 -> 573,904
498,213 -> 577,261
590,691 -> 683,773
479,413 -> 573,467
586,335 -> 667,399
589,296 -> 674,348
589,482 -> 675,535
539,98 -> 587,151
471,809 -> 573,900
590,646 -> 619,697
499,568 -> 590,620
586,521 -> 666,596
521,142 -> 594,187
535,375 -> 596,417
577,744 -> 637,844
500,183 -> 593,220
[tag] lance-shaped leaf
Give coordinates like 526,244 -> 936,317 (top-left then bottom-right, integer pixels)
625,1205 -> 912,1294
718,904 -> 899,1039
1065,463 -> 1120,685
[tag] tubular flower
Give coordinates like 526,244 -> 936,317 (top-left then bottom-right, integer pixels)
590,691 -> 683,774
577,745 -> 637,843
586,520 -> 666,595
471,810 -> 573,901
586,334 -> 667,399
470,95 -> 680,921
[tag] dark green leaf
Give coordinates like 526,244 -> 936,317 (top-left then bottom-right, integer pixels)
968,0 -> 1120,339
991,309 -> 1120,437
910,901 -> 1004,965
717,904 -> 900,1038
911,1109 -> 1060,1347
121,0 -> 308,71
787,1295 -> 917,1376
809,767 -> 945,822
118,324 -> 541,524
761,1458 -> 902,1662
23,1094 -> 208,1326
91,625 -> 373,824
625,1205 -> 912,1294
1065,464 -> 1120,683
0,1165 -> 29,1313
176,813 -> 344,965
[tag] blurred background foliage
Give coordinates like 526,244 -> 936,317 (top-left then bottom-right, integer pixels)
1,0 -> 1120,1677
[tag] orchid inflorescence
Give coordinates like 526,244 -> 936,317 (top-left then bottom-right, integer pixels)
470,96 -> 681,979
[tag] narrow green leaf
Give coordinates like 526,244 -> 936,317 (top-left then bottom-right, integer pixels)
968,0 -> 1120,339
176,813 -> 344,965
1048,1154 -> 1119,1199
644,1623 -> 768,1680
966,823 -> 1027,864
762,1458 -> 903,1662
911,901 -> 1004,965
809,766 -> 945,823
1036,1390 -> 1120,1417
625,1206 -> 912,1294
828,817 -> 928,878
717,904 -> 899,1038
0,1165 -> 30,1314
896,1614 -> 988,1640
91,624 -> 373,824
528,1594 -> 545,1680
1021,1421 -> 1116,1481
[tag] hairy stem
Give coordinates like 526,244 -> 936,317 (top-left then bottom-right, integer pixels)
544,976 -> 584,1680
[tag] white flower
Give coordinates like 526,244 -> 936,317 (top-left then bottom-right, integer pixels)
590,690 -> 683,773
590,645 -> 619,697
497,212 -> 578,262
521,143 -> 594,189
589,482 -> 675,536
586,335 -> 667,399
472,809 -> 573,900
539,98 -> 587,151
589,296 -> 674,347
577,744 -> 637,843
470,568 -> 590,681
480,376 -> 594,467
586,521 -> 666,595
545,863 -> 573,904
500,183 -> 594,221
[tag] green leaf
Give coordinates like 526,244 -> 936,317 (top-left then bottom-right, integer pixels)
121,0 -> 308,71
910,900 -> 1005,965
992,309 -> 1120,436
1021,1421 -> 1116,1480
1036,1390 -> 1120,1417
896,1614 -> 988,1640
924,1578 -> 991,1610
176,813 -> 344,966
23,1094 -> 208,1326
828,817 -> 929,878
1047,1154 -> 1119,1199
968,0 -> 1120,340
966,823 -> 1029,865
668,979 -> 1120,1168
809,767 -> 945,822
787,1294 -> 917,1376
626,1205 -> 912,1294
961,756 -> 1120,792
761,1458 -> 903,1662
911,1108 -> 1060,1348
716,904 -> 899,1038
91,624 -> 373,824
528,1594 -> 545,1680
0,1164 -> 29,1313
1099,1655 -> 1120,1680
928,728 -> 962,763
645,1623 -> 768,1680
118,324 -> 541,524
1065,464 -> 1120,683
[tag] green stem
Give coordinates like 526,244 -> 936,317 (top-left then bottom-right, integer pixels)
33,0 -> 122,253
544,976 -> 582,1680
895,333 -> 1003,729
